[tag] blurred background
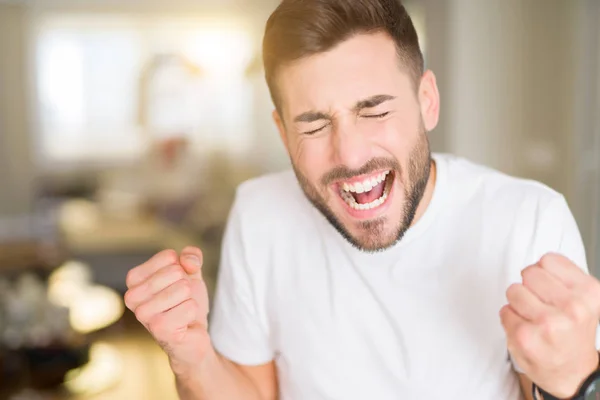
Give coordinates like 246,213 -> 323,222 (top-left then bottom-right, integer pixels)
0,0 -> 598,398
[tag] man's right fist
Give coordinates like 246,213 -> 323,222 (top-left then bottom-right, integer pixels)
124,247 -> 211,374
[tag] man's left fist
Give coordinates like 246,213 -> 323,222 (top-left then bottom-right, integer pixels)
500,253 -> 600,398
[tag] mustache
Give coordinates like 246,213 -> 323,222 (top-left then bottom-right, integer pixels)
320,157 -> 401,186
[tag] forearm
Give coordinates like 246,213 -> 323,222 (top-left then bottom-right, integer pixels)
175,347 -> 264,400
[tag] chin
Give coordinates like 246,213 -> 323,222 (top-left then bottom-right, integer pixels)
294,161 -> 413,252
350,218 -> 403,252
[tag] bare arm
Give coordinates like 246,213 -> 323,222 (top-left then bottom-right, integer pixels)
176,351 -> 277,400
124,248 -> 277,400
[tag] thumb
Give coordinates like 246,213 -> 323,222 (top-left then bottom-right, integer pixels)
179,246 -> 203,279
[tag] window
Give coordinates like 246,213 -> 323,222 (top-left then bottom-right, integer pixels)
35,14 -> 256,165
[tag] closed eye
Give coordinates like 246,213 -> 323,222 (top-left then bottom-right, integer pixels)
362,112 -> 390,119
302,123 -> 330,136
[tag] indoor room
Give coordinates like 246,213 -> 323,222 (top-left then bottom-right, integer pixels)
0,0 -> 599,399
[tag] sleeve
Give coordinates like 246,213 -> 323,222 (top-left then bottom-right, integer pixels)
208,197 -> 274,366
555,196 -> 588,273
512,195 -> 600,373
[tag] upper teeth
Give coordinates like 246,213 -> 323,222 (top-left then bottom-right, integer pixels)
342,171 -> 390,193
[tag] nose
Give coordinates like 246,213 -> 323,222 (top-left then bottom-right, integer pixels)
331,122 -> 372,170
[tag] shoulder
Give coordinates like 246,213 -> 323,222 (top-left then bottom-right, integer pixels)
437,154 -> 577,262
436,153 -> 565,212
235,169 -> 310,214
235,170 -> 303,207
230,169 -> 316,237
436,154 -> 584,273
221,170 -> 321,289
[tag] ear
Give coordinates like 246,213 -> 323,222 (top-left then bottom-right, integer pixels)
418,70 -> 440,132
273,109 -> 289,152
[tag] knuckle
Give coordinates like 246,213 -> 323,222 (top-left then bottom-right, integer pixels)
539,314 -> 567,343
123,290 -> 136,309
147,267 -> 183,294
564,298 -> 588,323
506,283 -> 521,300
125,268 -> 139,288
147,315 -> 166,337
521,265 -> 535,278
540,323 -> 558,342
135,303 -> 156,324
521,266 -> 539,286
514,326 -> 534,354
539,252 -> 557,266
182,299 -> 199,317
160,249 -> 179,265
539,314 -> 556,335
499,305 -> 510,321
177,280 -> 192,298
168,265 -> 186,281
539,252 -> 567,269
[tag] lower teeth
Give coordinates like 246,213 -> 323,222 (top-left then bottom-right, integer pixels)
341,187 -> 390,211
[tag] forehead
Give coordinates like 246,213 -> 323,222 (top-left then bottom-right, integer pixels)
276,32 -> 414,120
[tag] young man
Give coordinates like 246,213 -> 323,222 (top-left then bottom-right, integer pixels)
124,1 -> 600,399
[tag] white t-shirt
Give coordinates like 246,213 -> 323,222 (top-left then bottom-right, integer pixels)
209,153 -> 594,400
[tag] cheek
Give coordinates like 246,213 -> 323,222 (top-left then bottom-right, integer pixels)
370,118 -> 415,159
292,137 -> 331,183
376,119 -> 424,184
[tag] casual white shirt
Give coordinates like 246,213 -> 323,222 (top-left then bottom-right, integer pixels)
209,153 -> 595,400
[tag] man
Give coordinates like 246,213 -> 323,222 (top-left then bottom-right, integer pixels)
124,1 -> 600,399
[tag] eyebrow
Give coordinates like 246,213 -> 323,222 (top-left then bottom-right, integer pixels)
292,94 -> 397,124
353,94 -> 397,112
294,111 -> 330,123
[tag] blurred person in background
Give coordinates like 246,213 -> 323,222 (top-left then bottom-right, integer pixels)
124,1 -> 600,399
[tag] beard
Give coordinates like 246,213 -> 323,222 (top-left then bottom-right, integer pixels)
292,125 -> 432,252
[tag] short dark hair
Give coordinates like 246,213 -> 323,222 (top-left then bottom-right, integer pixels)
262,0 -> 424,112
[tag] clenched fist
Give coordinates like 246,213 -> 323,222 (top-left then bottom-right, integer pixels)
124,247 -> 211,375
500,253 -> 600,398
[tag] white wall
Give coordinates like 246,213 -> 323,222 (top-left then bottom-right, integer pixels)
429,0 -> 578,187
572,0 -> 600,274
0,3 -> 34,216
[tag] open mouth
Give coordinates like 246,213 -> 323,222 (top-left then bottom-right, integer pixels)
337,170 -> 394,211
